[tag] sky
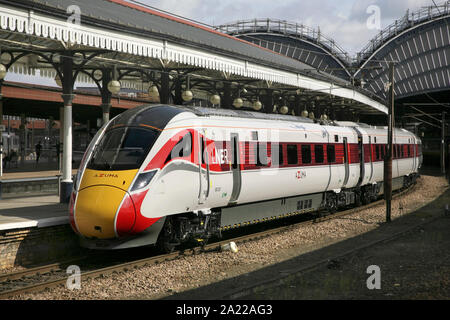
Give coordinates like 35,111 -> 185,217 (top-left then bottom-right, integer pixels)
131,0 -> 436,55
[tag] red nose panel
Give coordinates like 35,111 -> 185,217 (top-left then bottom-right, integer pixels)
115,193 -> 136,237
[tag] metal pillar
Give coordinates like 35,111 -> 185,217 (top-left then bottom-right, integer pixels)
0,90 -> 3,180
294,95 -> 301,116
222,82 -> 232,109
60,55 -> 75,203
160,72 -> 170,104
101,70 -> 112,125
0,90 -> 3,124
173,78 -> 183,105
19,114 -> 26,167
263,89 -> 274,114
442,111 -> 446,175
59,107 -> 64,172
384,62 -> 395,223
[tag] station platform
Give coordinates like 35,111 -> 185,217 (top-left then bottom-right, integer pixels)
0,195 -> 78,270
0,166 -> 79,270
0,163 -> 77,230
0,195 -> 68,231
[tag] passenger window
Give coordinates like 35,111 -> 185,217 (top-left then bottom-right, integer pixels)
232,137 -> 238,169
166,132 -> 192,163
327,145 -> 336,163
278,144 -> 284,166
271,143 -> 283,166
257,142 -> 268,166
314,145 -> 324,164
301,145 -> 312,164
287,145 -> 298,165
201,137 -> 206,164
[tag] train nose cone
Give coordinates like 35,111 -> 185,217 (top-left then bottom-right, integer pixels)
75,186 -> 136,239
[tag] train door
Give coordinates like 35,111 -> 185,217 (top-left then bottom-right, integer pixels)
229,133 -> 242,204
343,137 -> 350,187
354,129 -> 365,187
368,136 -> 374,181
198,131 -> 210,205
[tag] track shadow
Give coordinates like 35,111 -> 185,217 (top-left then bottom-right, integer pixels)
162,188 -> 450,300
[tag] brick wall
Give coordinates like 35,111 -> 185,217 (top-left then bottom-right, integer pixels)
0,225 -> 83,270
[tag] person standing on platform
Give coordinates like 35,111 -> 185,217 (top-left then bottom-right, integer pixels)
35,141 -> 42,164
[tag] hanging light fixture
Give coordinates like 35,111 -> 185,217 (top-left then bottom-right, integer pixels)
252,100 -> 262,111
148,85 -> 160,99
182,90 -> 193,102
301,109 -> 309,118
233,97 -> 243,108
0,64 -> 7,80
280,105 -> 289,115
210,94 -> 221,105
107,80 -> 121,95
54,73 -> 62,87
182,76 -> 193,102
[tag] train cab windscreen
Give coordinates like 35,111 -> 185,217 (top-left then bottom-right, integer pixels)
87,127 -> 159,171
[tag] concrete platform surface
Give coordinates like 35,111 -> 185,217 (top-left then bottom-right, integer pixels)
0,195 -> 68,231
1,169 -> 77,181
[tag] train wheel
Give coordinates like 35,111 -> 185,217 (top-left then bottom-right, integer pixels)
157,217 -> 178,253
325,192 -> 338,214
355,190 -> 362,207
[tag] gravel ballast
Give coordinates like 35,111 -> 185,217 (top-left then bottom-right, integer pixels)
8,175 -> 448,300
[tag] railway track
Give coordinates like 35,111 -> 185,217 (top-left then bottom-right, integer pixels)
0,184 -> 417,299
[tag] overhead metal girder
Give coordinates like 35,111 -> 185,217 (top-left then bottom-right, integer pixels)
354,3 -> 450,101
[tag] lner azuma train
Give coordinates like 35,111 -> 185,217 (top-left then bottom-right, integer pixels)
69,105 -> 422,251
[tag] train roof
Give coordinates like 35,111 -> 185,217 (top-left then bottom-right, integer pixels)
185,106 -> 315,124
111,105 -> 414,136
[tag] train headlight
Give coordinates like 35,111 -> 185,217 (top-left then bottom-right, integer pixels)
131,170 -> 157,192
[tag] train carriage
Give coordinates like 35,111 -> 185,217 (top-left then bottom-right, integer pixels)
69,104 -> 422,250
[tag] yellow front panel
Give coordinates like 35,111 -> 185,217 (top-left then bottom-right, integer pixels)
79,169 -> 139,191
75,186 -> 126,239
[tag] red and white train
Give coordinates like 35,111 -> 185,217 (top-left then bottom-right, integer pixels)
69,104 -> 422,250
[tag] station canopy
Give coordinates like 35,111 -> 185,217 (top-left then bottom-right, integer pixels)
0,0 -> 387,116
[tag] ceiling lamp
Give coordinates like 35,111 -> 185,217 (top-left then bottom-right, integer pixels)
280,106 -> 289,115
107,80 -> 121,95
252,100 -> 262,111
309,112 -> 315,120
0,64 -> 7,80
54,74 -> 62,87
233,98 -> 243,109
210,94 -> 221,105
182,90 -> 193,102
301,110 -> 309,118
148,85 -> 160,99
